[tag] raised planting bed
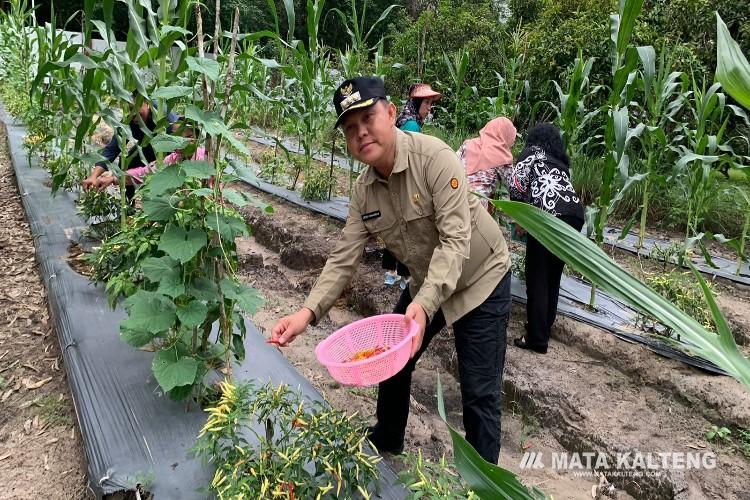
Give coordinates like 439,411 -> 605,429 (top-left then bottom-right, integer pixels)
1,105 -> 406,499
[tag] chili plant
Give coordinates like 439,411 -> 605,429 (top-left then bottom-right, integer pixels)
193,380 -> 381,499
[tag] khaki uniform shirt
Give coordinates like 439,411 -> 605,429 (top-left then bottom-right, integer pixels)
304,129 -> 510,326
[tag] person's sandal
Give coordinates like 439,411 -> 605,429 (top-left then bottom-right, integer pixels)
513,337 -> 548,354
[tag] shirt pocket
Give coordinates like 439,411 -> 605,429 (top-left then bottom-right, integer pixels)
403,203 -> 438,270
362,209 -> 398,238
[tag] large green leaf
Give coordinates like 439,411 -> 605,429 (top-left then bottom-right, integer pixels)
493,200 -> 750,390
177,301 -> 209,329
220,279 -> 263,315
221,188 -> 248,207
716,13 -> 750,110
142,195 -> 177,221
180,160 -> 215,179
150,133 -> 191,154
121,291 -> 177,334
152,349 -> 199,393
187,277 -> 220,302
205,212 -> 249,241
436,376 -> 545,499
152,85 -> 194,100
186,56 -> 221,82
184,105 -> 250,155
120,327 -> 155,348
140,256 -> 179,282
147,165 -> 186,195
158,225 -> 208,264
615,0 -> 645,61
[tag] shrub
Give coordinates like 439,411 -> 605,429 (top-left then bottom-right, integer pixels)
301,164 -> 337,201
638,270 -> 717,338
256,149 -> 288,186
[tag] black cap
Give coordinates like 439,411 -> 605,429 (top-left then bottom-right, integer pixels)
333,76 -> 387,127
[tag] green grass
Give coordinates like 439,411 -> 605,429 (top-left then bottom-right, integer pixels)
38,393 -> 72,428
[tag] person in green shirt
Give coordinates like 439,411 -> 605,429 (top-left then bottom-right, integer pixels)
395,83 -> 441,134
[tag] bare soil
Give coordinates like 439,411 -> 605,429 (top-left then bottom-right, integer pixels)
238,186 -> 750,500
0,127 -> 90,499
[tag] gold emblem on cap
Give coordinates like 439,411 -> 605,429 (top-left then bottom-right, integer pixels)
340,83 -> 353,97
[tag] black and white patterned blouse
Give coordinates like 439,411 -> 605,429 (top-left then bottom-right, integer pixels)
511,146 -> 584,219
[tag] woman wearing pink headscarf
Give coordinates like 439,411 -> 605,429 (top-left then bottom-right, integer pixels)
456,117 -> 517,211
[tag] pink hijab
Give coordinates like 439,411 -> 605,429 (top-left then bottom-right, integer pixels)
462,117 -> 517,175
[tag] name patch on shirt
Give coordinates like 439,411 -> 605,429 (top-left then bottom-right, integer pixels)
362,210 -> 381,221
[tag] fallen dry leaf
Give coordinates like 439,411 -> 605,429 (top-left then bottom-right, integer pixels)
24,376 -> 52,390
0,452 -> 11,461
23,418 -> 32,434
45,438 -> 58,445
1,389 -> 13,402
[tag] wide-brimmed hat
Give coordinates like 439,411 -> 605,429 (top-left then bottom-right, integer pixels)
409,83 -> 441,100
333,76 -> 388,127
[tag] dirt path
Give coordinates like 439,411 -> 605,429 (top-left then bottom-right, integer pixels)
0,128 -> 89,498
237,186 -> 750,500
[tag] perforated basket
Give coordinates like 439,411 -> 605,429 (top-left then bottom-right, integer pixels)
315,314 -> 418,387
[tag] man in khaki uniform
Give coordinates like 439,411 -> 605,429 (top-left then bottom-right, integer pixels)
272,76 -> 512,463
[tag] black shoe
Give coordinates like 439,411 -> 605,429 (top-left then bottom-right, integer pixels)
513,337 -> 547,354
367,426 -> 404,455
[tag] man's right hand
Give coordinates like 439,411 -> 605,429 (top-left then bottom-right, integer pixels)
82,175 -> 98,191
82,166 -> 106,191
271,308 -> 315,346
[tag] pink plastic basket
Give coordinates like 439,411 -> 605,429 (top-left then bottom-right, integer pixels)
315,314 -> 418,387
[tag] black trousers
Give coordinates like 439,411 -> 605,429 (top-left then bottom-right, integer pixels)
123,145 -> 155,200
371,272 -> 511,463
524,215 -> 584,349
381,250 -> 410,277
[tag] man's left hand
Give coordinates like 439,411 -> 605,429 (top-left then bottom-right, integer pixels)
403,302 -> 427,358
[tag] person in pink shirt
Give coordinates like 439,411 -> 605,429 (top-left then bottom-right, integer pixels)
95,123 -> 205,189
456,117 -> 517,212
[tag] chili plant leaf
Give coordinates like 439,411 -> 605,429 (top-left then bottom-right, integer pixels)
220,279 -> 263,315
158,225 -> 208,264
152,350 -> 199,393
121,291 -> 177,334
177,301 -> 209,329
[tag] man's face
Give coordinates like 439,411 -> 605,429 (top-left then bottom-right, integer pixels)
341,100 -> 397,166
